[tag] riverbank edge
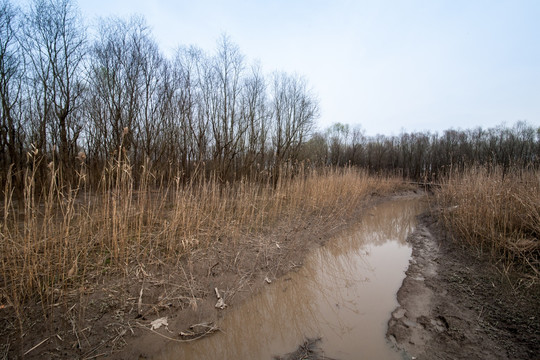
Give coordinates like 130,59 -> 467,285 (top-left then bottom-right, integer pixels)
387,211 -> 540,360
4,191 -> 419,359
111,192 -> 426,360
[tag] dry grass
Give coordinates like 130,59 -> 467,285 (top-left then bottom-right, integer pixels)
0,153 -> 405,341
435,167 -> 540,275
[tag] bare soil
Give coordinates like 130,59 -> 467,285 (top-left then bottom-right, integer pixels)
387,212 -> 540,360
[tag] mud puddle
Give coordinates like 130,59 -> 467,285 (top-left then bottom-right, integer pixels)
156,197 -> 425,359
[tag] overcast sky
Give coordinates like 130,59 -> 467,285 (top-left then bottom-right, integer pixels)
71,0 -> 540,136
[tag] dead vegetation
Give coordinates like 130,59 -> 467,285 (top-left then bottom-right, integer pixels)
435,166 -> 540,277
274,338 -> 336,360
0,152 -> 406,358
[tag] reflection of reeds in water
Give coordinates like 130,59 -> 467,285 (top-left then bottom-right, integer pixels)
325,198 -> 424,258
160,198 -> 423,360
161,251 -> 324,359
304,198 -> 423,319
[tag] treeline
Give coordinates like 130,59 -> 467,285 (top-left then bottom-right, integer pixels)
1,0 -> 539,193
302,121 -> 540,181
0,0 -> 318,190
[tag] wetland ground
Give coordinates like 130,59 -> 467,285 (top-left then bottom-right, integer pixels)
388,212 -> 540,360
3,191 -> 538,359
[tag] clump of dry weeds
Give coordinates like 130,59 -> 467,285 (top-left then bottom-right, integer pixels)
274,337 -> 337,360
0,153 -> 404,353
435,166 -> 540,276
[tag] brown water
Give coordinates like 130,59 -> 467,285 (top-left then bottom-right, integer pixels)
158,197 -> 424,359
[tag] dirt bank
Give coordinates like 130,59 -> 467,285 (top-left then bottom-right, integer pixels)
387,212 -> 540,360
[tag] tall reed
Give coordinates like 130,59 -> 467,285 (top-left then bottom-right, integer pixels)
435,166 -> 540,275
1,155 -> 403,340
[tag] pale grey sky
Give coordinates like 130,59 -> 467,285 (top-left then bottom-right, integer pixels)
59,1 -> 540,135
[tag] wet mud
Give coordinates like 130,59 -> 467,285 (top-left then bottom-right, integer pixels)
155,197 -> 424,360
387,213 -> 540,360
18,192 -> 537,359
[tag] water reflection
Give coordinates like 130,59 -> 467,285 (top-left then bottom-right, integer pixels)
157,197 -> 424,360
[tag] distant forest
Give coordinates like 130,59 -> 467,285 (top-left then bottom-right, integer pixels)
310,120 -> 539,181
1,0 -> 539,191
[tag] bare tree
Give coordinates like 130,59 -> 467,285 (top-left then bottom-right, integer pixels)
22,0 -> 86,183
86,16 -> 150,170
326,122 -> 350,166
0,0 -> 25,186
137,30 -> 164,168
239,63 -> 269,176
211,35 -> 246,180
171,45 -> 208,178
298,132 -> 327,166
270,72 -> 318,184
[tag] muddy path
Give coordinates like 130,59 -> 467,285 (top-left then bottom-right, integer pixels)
9,193 -> 538,359
108,194 -> 424,360
4,191 -> 422,360
153,196 -> 424,360
83,192 -> 420,360
387,212 -> 540,360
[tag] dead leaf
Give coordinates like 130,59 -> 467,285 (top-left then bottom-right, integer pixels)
215,298 -> 227,309
189,298 -> 198,311
150,317 -> 168,330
